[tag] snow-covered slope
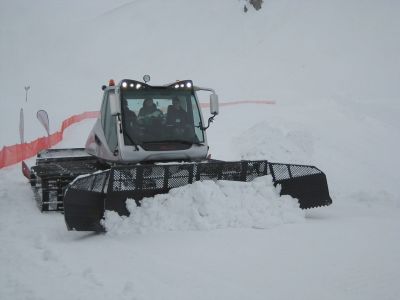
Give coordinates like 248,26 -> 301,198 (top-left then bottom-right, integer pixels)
1,0 -> 400,299
1,103 -> 400,300
1,0 -> 399,145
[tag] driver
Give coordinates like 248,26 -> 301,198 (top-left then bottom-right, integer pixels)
138,98 -> 164,124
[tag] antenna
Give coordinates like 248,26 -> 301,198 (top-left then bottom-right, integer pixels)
24,86 -> 30,102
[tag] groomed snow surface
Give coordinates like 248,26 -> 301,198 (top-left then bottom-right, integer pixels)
1,0 -> 400,299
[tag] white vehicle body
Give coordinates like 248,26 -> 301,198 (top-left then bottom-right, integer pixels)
85,79 -> 219,164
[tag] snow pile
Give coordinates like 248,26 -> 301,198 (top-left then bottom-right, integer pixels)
232,121 -> 314,163
103,176 -> 304,235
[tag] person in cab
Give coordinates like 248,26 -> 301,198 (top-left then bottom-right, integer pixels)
166,97 -> 189,125
138,98 -> 164,124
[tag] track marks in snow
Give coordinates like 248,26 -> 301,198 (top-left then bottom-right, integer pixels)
33,233 -> 59,262
82,268 -> 104,287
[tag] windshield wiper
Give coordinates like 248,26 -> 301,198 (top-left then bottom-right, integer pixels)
117,114 -> 139,151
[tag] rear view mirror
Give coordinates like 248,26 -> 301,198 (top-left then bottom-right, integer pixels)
109,92 -> 119,116
210,93 -> 219,115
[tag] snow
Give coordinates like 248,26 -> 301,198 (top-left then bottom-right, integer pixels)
37,148 -> 91,159
1,0 -> 400,299
103,176 -> 304,235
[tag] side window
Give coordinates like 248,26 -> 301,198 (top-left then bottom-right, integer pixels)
102,91 -> 118,151
190,95 -> 205,143
100,91 -> 108,129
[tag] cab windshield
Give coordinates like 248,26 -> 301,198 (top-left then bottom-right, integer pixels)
120,87 -> 204,147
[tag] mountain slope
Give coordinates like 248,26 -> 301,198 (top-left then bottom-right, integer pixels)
1,0 -> 399,145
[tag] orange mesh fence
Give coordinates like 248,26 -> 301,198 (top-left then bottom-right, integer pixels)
200,100 -> 275,108
0,111 -> 99,169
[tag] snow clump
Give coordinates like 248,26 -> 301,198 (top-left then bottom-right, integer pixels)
103,175 -> 305,235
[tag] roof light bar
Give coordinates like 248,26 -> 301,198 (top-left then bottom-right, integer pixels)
172,80 -> 193,89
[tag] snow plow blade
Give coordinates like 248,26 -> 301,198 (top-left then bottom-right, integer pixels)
63,160 -> 332,231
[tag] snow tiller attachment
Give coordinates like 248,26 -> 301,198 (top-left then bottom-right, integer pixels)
64,160 -> 331,231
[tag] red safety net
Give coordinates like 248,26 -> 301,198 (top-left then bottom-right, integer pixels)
200,100 -> 275,108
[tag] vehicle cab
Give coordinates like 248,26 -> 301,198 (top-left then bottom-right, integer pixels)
85,77 -> 219,164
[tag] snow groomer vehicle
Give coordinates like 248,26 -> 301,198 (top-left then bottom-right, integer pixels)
24,75 -> 332,231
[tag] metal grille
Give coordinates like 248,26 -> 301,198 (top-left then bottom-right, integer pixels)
269,163 -> 322,181
110,161 -> 272,193
112,168 -> 137,191
290,164 -> 321,177
91,172 -> 110,192
70,175 -> 94,190
167,165 -> 194,189
143,165 -> 167,190
62,160 -> 325,197
70,170 -> 110,192
33,159 -> 99,178
246,161 -> 268,181
270,164 -> 290,181
109,160 -> 323,194
65,160 -> 331,211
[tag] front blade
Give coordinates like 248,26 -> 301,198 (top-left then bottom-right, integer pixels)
63,160 -> 332,231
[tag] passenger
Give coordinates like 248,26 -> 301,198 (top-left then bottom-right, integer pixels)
166,97 -> 189,125
122,98 -> 137,127
121,98 -> 140,145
